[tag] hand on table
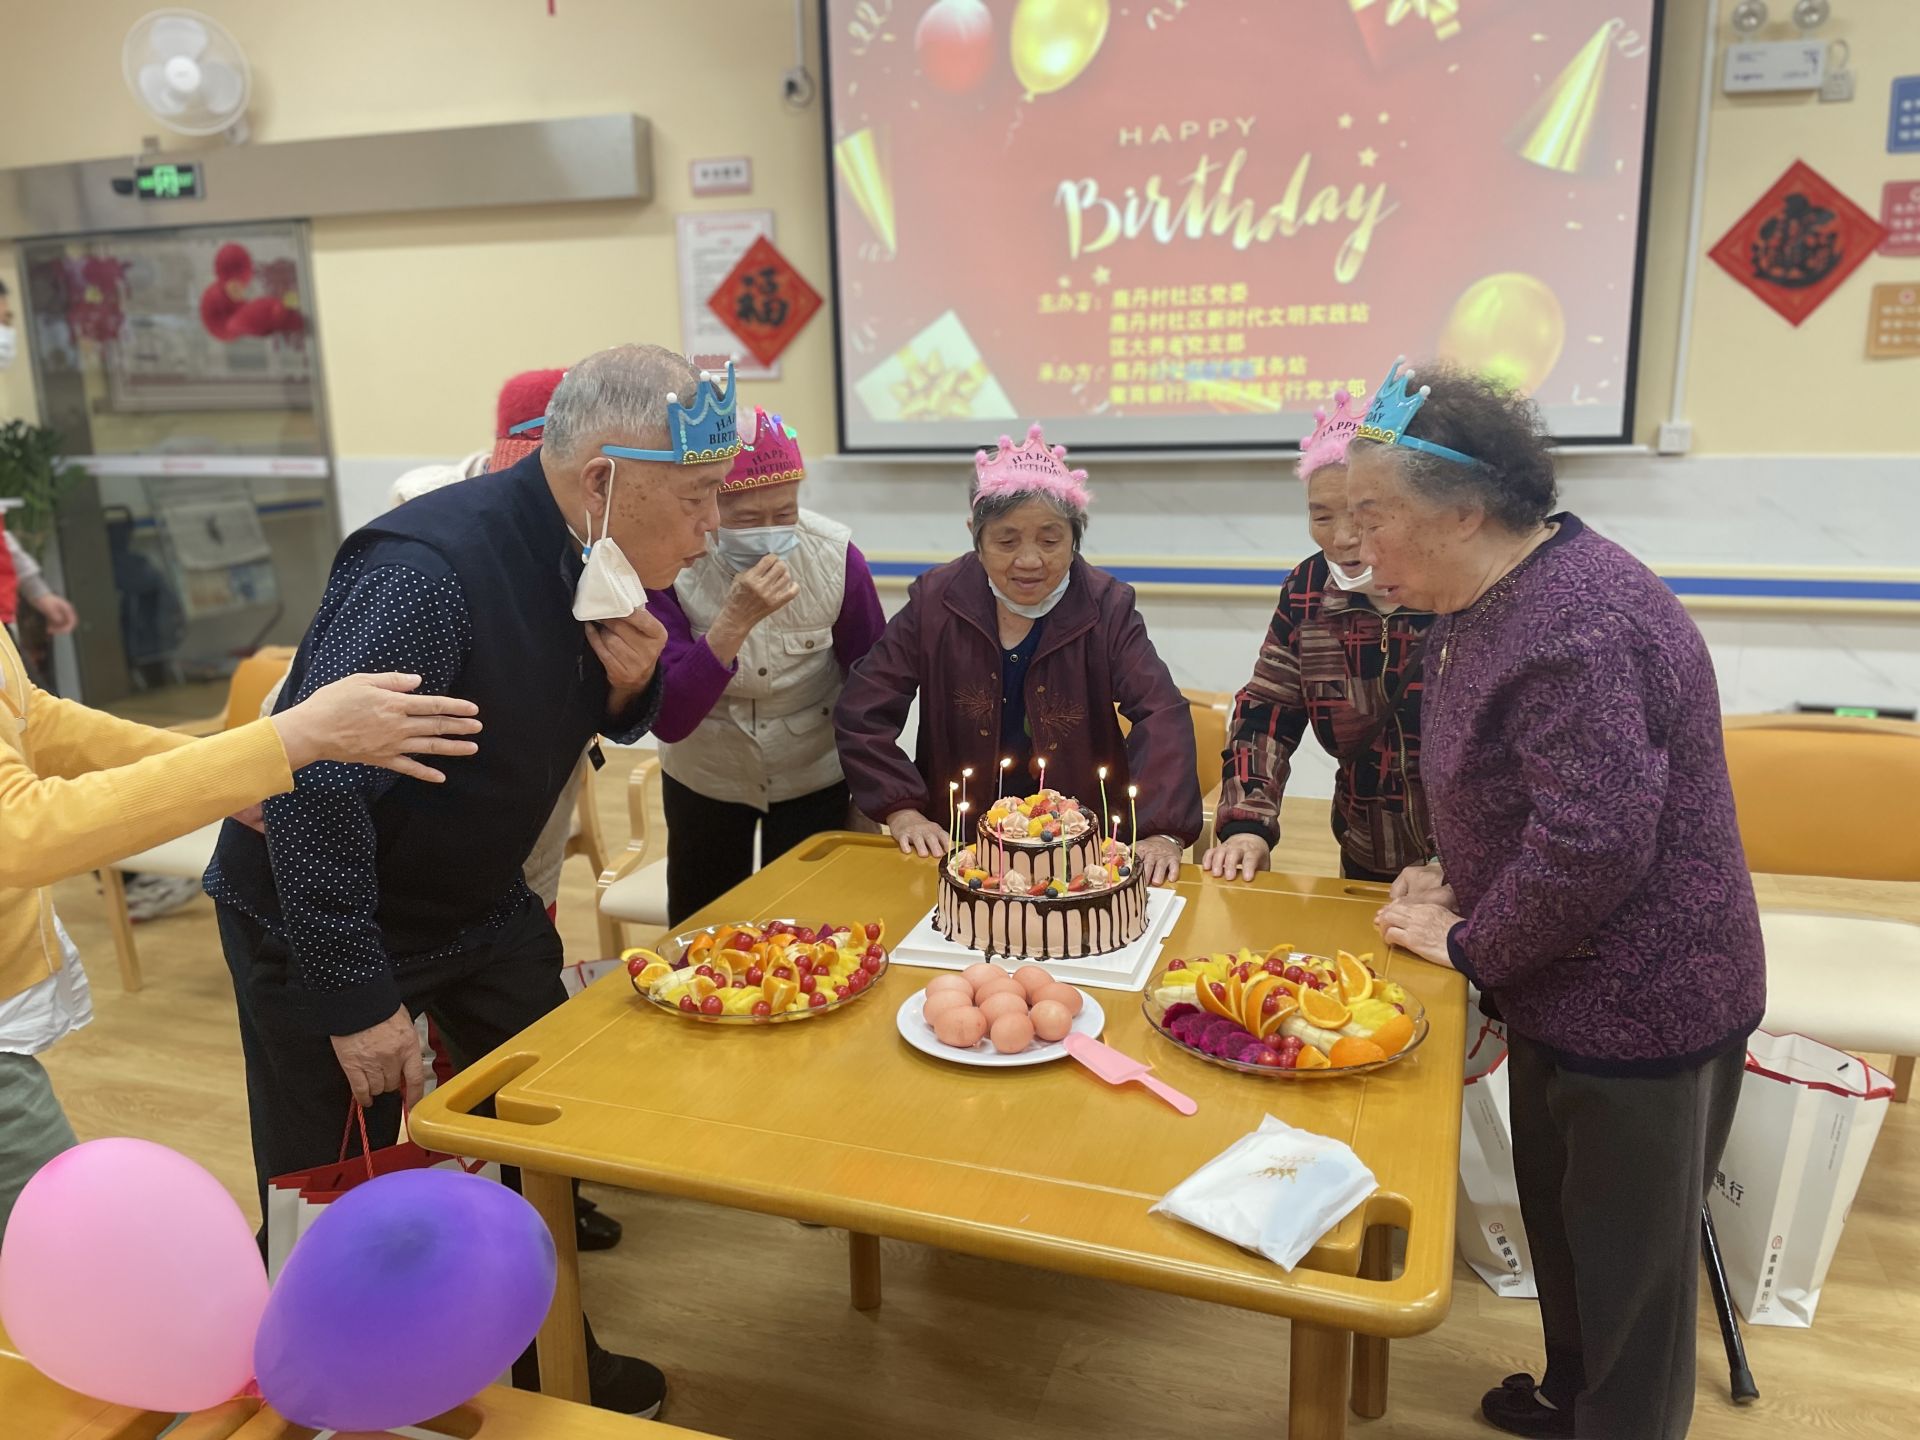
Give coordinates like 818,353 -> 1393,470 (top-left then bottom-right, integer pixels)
31,591 -> 78,635
1132,835 -> 1184,886
1389,861 -> 1456,911
330,1004 -> 426,1108
1199,833 -> 1271,881
1374,899 -> 1463,969
886,809 -> 951,857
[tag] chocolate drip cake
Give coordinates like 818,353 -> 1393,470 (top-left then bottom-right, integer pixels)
934,790 -> 1147,961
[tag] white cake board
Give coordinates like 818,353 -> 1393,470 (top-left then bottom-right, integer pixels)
891,888 -> 1186,993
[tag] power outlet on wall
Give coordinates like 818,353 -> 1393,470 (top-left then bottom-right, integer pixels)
1657,421 -> 1694,455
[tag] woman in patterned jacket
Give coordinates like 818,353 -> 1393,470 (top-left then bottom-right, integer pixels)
1203,390 -> 1435,884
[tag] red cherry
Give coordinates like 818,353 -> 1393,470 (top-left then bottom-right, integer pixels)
809,991 -> 829,1008
678,996 -> 697,1012
1166,958 -> 1187,971
1280,1035 -> 1304,1052
836,984 -> 852,999
731,977 -> 749,989
700,994 -> 724,1015
865,923 -> 881,941
1255,1050 -> 1286,1068
847,971 -> 868,993
626,956 -> 646,977
860,954 -> 883,975
1209,982 -> 1227,1000
1284,965 -> 1308,984
745,965 -> 766,986
1262,993 -> 1281,1015
795,957 -> 814,975
865,944 -> 884,962
752,1000 -> 772,1017
695,964 -> 716,980
1304,974 -> 1324,990
1279,1048 -> 1300,1069
1264,958 -> 1289,976
1235,964 -> 1253,982
773,965 -> 795,981
800,974 -> 818,994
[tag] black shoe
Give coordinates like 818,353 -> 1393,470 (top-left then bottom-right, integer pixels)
1481,1374 -> 1575,1438
575,1196 -> 623,1252
588,1347 -> 666,1419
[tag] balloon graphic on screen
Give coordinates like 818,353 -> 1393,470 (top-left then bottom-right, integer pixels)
1437,273 -> 1567,395
917,0 -> 994,95
1010,0 -> 1110,98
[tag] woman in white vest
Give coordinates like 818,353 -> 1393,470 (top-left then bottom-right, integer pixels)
645,406 -> 885,924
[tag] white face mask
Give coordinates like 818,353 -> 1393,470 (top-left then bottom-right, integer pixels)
989,571 -> 1071,621
713,523 -> 799,571
568,463 -> 647,621
1326,561 -> 1374,592
0,325 -> 15,370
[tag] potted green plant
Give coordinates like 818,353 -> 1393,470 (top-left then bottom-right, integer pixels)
0,418 -> 84,562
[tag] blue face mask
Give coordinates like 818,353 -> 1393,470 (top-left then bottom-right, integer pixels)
712,523 -> 800,571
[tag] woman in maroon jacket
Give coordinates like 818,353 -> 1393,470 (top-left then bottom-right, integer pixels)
833,425 -> 1202,884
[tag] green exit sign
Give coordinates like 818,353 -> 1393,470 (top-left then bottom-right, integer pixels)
133,162 -> 202,201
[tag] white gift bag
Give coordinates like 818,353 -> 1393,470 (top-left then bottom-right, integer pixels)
1151,1115 -> 1376,1270
1707,1029 -> 1893,1328
1456,1017 -> 1537,1298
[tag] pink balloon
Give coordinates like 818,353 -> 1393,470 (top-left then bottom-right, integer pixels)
916,0 -> 995,95
0,1138 -> 268,1411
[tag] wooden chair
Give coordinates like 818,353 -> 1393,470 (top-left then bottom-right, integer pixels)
96,647 -> 297,992
563,755 -> 609,887
1721,712 -> 1920,1100
1183,687 -> 1232,855
596,753 -> 670,955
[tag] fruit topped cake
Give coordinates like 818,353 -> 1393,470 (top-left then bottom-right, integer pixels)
934,790 -> 1148,960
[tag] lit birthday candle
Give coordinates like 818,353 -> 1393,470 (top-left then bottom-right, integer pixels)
1128,785 -> 1140,861
1097,765 -> 1111,842
956,801 -> 970,860
948,780 -> 959,842
997,756 -> 1012,803
1036,756 -> 1046,796
961,766 -> 973,826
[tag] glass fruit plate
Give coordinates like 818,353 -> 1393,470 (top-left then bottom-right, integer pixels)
1140,951 -> 1430,1078
629,918 -> 889,1025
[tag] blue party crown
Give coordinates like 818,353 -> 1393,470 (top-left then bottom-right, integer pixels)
1354,357 -> 1478,468
603,361 -> 744,467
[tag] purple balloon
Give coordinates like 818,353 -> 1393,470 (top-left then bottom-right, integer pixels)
254,1169 -> 556,1432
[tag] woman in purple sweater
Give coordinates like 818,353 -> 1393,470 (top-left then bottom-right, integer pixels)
1354,362 -> 1764,1440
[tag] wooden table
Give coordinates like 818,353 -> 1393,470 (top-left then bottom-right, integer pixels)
411,835 -> 1467,1439
0,1324 -> 260,1440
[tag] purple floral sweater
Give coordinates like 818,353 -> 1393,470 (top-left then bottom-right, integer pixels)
1427,516 -> 1765,1076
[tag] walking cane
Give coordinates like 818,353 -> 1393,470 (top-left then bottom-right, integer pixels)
1701,1204 -> 1759,1404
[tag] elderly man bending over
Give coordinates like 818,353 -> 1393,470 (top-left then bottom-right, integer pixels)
206,343 -> 739,1419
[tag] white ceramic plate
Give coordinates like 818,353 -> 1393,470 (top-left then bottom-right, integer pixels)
895,986 -> 1106,1068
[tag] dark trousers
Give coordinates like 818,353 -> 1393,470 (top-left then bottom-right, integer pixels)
1507,1031 -> 1746,1440
662,773 -> 850,927
1340,855 -> 1399,885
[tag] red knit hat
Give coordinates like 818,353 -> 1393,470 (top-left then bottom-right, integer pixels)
486,368 -> 567,472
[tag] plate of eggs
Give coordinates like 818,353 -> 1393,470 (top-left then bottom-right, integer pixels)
896,962 -> 1105,1067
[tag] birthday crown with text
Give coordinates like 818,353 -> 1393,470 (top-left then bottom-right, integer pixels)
973,423 -> 1091,510
1354,357 -> 1479,467
724,405 -> 806,491
1295,388 -> 1368,480
603,361 -> 743,467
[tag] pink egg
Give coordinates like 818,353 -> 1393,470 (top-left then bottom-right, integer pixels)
1030,999 -> 1073,1043
989,1012 -> 1036,1054
925,974 -> 973,998
933,1006 -> 989,1049
922,990 -> 972,1025
979,991 -> 1031,1025
963,962 -> 1006,993
974,980 -> 1026,1007
1013,965 -> 1054,997
1034,982 -> 1084,1017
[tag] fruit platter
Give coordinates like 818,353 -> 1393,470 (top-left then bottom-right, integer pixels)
1143,946 -> 1427,1076
625,918 -> 889,1024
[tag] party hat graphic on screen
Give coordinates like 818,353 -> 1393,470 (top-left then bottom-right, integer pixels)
1511,21 -> 1617,173
834,128 -> 896,255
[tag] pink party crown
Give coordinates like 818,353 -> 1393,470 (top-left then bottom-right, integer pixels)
724,405 -> 806,491
973,423 -> 1091,510
1295,388 -> 1367,480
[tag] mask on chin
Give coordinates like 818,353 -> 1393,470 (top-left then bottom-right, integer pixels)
1326,561 -> 1374,592
989,571 -> 1071,620
568,463 -> 647,621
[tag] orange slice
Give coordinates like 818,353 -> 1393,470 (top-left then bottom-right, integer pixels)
1254,989 -> 1299,1040
1328,1037 -> 1387,1068
1297,987 -> 1352,1030
686,975 -> 718,1002
1369,1013 -> 1416,1055
1196,975 -> 1240,1021
1337,951 -> 1374,1004
764,976 -> 799,1013
1264,942 -> 1297,962
635,961 -> 672,987
1296,1045 -> 1331,1071
685,933 -> 716,961
1239,974 -> 1281,1032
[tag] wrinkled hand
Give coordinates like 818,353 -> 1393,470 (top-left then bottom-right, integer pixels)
329,1004 -> 425,1108
1374,899 -> 1462,968
1200,833 -> 1271,882
1132,835 -> 1184,886
589,607 -> 669,712
1390,861 -> 1456,910
230,802 -> 266,834
31,592 -> 78,635
272,673 -> 482,782
887,808 -> 952,857
708,556 -> 800,664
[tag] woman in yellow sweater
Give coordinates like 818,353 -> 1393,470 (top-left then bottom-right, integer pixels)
0,625 -> 481,1236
